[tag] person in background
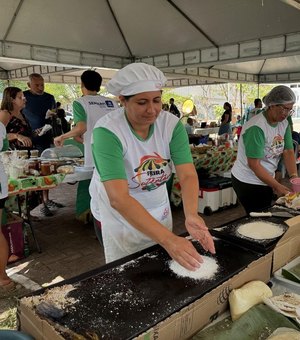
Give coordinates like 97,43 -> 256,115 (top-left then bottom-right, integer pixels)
218,102 -> 232,136
56,102 -> 70,133
275,112 -> 299,183
169,98 -> 181,118
244,98 -> 263,123
2,86 -> 40,231
54,70 -> 118,168
54,70 -> 118,229
23,73 -> 63,217
231,85 -> 297,214
1,87 -> 33,151
232,115 -> 242,141
184,117 -> 194,135
90,62 -> 215,269
0,107 -> 14,291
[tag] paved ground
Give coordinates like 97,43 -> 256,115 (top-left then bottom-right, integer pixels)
0,181 -> 246,329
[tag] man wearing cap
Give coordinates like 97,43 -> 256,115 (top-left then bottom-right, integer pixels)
89,62 -> 215,270
231,85 -> 298,214
54,70 -> 118,168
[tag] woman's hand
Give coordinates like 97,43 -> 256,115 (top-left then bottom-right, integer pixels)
274,183 -> 291,197
54,135 -> 64,147
185,214 -> 216,254
16,134 -> 32,147
74,135 -> 83,144
162,233 -> 204,271
162,214 -> 216,271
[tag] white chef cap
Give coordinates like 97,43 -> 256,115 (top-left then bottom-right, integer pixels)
106,63 -> 167,96
263,85 -> 296,106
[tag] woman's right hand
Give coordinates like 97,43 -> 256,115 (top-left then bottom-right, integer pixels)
162,234 -> 204,271
54,135 -> 64,147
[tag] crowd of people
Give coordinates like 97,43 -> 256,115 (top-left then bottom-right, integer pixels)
0,63 -> 299,293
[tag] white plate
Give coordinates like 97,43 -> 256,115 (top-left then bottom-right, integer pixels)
273,256 -> 300,294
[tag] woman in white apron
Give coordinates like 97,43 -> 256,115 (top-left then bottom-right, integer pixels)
0,107 -> 14,290
90,63 -> 215,271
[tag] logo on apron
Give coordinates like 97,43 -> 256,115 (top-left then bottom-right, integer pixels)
131,152 -> 171,191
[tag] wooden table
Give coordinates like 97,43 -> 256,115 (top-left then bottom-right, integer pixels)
7,170 -> 93,253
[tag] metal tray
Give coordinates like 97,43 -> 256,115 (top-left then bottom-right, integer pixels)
20,239 -> 262,340
210,216 -> 288,254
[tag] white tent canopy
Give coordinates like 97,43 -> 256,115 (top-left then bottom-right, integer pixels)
1,0 -> 300,85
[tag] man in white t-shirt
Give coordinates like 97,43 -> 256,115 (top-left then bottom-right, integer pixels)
54,70 -> 118,228
244,98 -> 263,123
54,70 -> 118,167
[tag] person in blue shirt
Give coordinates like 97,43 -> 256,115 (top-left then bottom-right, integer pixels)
23,73 -> 63,216
184,117 -> 194,134
23,73 -> 56,152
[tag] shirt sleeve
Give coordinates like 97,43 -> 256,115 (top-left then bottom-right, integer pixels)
243,126 -> 265,158
170,121 -> 193,165
92,127 -> 126,181
73,101 -> 87,124
284,124 -> 293,150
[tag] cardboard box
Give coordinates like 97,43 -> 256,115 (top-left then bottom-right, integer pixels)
137,217 -> 300,340
272,215 -> 300,273
18,216 -> 300,340
136,254 -> 272,340
18,253 -> 272,340
18,302 -> 64,340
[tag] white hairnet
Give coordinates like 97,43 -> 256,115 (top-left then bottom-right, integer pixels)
106,63 -> 167,96
263,85 -> 296,106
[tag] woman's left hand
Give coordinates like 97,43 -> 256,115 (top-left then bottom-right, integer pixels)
17,134 -> 32,147
185,214 -> 216,254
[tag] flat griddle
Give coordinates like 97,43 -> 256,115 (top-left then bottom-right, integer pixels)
210,216 -> 288,254
22,239 -> 262,340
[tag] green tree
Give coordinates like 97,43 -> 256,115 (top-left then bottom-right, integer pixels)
161,89 -> 190,112
0,79 -> 27,92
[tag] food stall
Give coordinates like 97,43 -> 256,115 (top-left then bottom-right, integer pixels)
1,146 -> 93,255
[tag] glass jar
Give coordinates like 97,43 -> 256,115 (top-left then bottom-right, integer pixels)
26,159 -> 40,174
49,160 -> 59,174
30,149 -> 39,158
17,150 -> 29,159
40,161 -> 51,176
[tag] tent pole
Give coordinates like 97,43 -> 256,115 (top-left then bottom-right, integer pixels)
240,83 -> 243,116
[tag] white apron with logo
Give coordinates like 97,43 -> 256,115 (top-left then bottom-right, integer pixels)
90,109 -> 178,262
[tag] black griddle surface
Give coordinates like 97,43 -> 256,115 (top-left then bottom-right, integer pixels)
31,239 -> 262,339
210,216 -> 288,253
